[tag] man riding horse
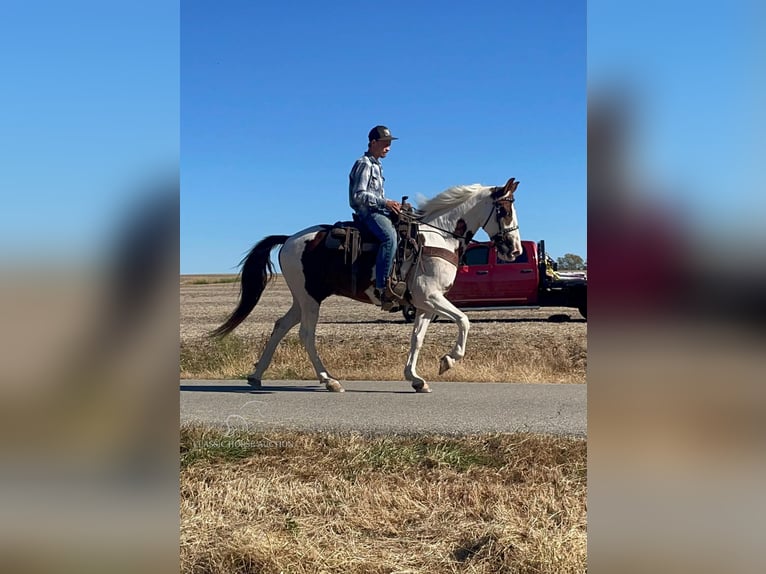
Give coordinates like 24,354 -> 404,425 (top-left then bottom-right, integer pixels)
210,123 -> 523,393
348,125 -> 407,311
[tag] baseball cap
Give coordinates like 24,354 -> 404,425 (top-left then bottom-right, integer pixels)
368,125 -> 398,142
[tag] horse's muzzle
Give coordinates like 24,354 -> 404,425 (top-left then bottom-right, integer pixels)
494,235 -> 521,261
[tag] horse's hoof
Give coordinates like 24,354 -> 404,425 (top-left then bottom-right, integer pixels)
412,382 -> 432,393
439,355 -> 456,375
246,375 -> 262,387
325,379 -> 345,393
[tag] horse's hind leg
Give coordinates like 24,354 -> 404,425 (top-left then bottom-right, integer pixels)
247,302 -> 301,387
298,298 -> 344,393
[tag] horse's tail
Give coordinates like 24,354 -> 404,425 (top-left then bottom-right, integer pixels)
209,235 -> 290,338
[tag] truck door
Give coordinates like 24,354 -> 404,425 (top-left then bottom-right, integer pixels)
448,244 -> 493,303
492,242 -> 539,302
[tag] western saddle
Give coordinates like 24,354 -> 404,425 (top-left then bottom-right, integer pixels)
323,197 -> 420,297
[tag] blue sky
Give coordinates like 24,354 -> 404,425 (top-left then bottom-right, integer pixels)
588,0 -> 762,227
181,0 -> 586,274
0,2 -> 178,264
2,1 -> 759,276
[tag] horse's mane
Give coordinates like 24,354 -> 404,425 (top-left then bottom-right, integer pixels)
417,184 -> 489,218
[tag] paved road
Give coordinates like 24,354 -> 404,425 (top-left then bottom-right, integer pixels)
180,380 -> 586,437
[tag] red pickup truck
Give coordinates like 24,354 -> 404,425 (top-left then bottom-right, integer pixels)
402,239 -> 587,321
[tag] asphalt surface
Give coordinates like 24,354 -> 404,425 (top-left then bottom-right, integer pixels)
180,380 -> 586,437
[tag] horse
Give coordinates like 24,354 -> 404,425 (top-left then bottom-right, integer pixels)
211,177 -> 522,393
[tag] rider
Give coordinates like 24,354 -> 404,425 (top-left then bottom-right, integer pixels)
349,125 -> 406,311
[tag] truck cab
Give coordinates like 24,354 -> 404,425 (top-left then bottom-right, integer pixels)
448,240 -> 541,306
402,239 -> 587,321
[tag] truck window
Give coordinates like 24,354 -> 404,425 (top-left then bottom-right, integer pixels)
497,244 -> 529,264
462,246 -> 489,266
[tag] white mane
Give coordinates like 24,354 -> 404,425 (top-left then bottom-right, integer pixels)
417,184 -> 490,218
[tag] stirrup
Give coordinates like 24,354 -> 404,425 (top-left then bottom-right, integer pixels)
375,288 -> 401,312
387,279 -> 407,299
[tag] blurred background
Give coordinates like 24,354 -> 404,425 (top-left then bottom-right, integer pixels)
1,2 -> 179,572
588,1 -> 765,573
1,0 -> 764,572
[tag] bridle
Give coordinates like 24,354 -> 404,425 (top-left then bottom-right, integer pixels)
486,186 -> 519,257
413,187 -> 518,245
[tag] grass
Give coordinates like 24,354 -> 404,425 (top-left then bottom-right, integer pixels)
180,333 -> 586,383
184,275 -> 240,285
180,425 -> 587,573
181,273 -> 240,285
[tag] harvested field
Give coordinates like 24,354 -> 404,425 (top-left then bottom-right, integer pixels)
180,275 -> 587,383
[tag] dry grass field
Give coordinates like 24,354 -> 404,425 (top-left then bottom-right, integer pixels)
180,275 -> 587,384
180,274 -> 587,573
180,426 -> 586,574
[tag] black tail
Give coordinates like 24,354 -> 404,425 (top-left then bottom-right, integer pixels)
209,235 -> 290,338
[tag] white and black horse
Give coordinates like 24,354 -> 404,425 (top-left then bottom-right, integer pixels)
211,178 -> 522,392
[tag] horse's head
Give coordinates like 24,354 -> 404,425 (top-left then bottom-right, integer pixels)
483,178 -> 522,261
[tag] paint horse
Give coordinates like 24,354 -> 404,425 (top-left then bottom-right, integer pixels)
211,178 -> 522,392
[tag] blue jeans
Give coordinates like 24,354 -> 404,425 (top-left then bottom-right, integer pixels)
357,210 -> 397,290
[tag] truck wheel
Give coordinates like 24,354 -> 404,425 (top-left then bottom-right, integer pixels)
578,303 -> 587,320
402,305 -> 416,323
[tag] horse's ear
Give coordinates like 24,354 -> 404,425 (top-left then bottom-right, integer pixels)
503,178 -> 520,194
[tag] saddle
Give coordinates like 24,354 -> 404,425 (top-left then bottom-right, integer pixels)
323,215 -> 378,266
323,199 -> 420,292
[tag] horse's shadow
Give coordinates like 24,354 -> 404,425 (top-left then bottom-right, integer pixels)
317,319 -> 407,325
321,316 -> 584,325
179,383 -> 412,395
179,384 -> 322,394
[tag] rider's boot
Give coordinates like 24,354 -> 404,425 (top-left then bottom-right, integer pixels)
376,280 -> 405,313
374,287 -> 400,312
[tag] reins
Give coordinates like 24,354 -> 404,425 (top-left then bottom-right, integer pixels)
390,180 -> 522,286
396,183 -> 520,275
408,198 -> 518,245
412,217 -> 472,241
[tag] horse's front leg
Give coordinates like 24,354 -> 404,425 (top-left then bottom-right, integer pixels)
426,294 -> 470,375
405,310 -> 436,393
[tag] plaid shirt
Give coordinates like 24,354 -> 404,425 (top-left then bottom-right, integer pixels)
348,152 -> 386,213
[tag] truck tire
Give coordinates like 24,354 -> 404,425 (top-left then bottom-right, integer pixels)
573,285 -> 587,320
402,305 -> 416,323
